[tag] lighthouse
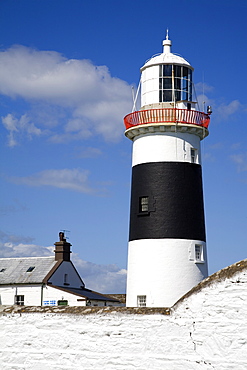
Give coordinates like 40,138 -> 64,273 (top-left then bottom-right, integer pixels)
124,33 -> 211,308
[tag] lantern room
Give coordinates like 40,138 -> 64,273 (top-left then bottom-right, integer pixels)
140,33 -> 195,111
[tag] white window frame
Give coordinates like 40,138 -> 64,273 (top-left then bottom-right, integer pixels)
195,244 -> 204,263
191,148 -> 197,163
15,295 -> 24,306
137,295 -> 146,307
139,196 -> 149,212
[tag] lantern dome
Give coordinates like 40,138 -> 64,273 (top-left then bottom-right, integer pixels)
141,33 -> 192,72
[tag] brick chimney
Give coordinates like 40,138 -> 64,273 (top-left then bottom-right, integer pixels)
54,232 -> 71,261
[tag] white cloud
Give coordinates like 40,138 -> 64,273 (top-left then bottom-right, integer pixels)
75,147 -> 103,158
195,82 -> 214,94
9,168 -> 95,193
2,113 -> 42,147
216,100 -> 242,120
72,255 -> 126,293
0,233 -> 126,293
196,94 -> 245,124
0,242 -> 53,258
230,153 -> 247,172
0,45 -> 132,144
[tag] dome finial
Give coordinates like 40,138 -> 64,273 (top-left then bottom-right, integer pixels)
166,28 -> 169,40
163,29 -> 172,53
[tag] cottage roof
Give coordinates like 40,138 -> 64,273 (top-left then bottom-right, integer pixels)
0,257 -> 120,303
53,285 -> 119,302
0,256 -> 58,285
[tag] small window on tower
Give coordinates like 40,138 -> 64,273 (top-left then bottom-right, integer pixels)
137,295 -> 146,307
139,196 -> 149,213
191,148 -> 197,163
195,245 -> 203,262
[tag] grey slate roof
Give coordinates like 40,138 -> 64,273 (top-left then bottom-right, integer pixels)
0,257 -> 120,303
0,257 -> 57,284
54,286 -> 119,302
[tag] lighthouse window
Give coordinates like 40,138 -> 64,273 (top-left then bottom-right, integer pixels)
174,78 -> 180,90
159,64 -> 193,103
195,245 -> 203,262
137,295 -> 146,307
162,64 -> 172,76
163,78 -> 172,89
174,65 -> 181,77
160,90 -> 172,102
139,196 -> 149,212
182,67 -> 188,78
191,148 -> 197,163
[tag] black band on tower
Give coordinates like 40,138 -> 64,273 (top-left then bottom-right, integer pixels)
129,162 -> 206,242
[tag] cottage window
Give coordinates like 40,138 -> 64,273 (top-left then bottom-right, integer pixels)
137,295 -> 146,307
15,295 -> 24,306
0,268 -> 6,272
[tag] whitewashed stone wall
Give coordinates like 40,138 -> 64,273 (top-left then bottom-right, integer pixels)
0,260 -> 247,369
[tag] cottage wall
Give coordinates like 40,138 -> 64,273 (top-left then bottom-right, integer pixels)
0,285 -> 42,306
0,284 -> 116,307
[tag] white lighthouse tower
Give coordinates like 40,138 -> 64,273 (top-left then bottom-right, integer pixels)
124,33 -> 211,308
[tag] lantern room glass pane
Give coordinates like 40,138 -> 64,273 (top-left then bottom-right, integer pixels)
182,78 -> 188,90
159,78 -> 162,89
159,90 -> 163,102
188,69 -> 192,80
163,78 -> 172,89
174,78 -> 181,90
159,64 -> 193,102
183,67 -> 188,78
189,81 -> 192,101
163,65 -> 172,76
182,91 -> 188,100
163,90 -> 172,101
175,91 -> 181,101
159,65 -> 162,76
174,65 -> 181,77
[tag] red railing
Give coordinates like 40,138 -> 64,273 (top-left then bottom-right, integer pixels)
124,108 -> 210,130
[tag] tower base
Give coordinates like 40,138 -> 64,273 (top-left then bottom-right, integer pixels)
126,238 -> 208,308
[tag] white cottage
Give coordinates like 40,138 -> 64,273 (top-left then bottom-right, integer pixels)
0,232 -> 120,307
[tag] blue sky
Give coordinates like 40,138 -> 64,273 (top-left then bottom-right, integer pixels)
1,0 -> 247,293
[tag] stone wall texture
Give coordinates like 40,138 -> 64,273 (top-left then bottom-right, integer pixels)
0,259 -> 247,369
